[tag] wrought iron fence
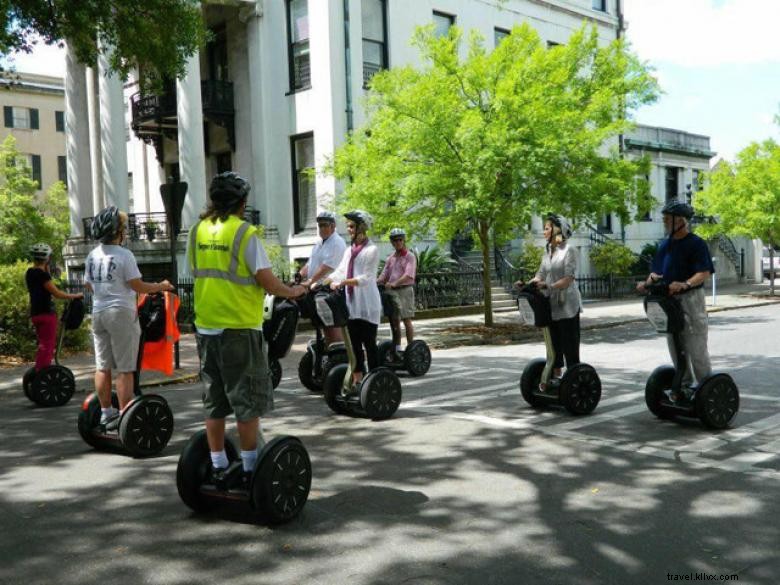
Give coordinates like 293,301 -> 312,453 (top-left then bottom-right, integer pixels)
415,270 -> 484,310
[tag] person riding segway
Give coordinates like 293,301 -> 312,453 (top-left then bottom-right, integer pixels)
23,242 -> 85,406
515,215 -> 601,414
77,206 -> 178,457
637,199 -> 738,429
176,172 -> 310,523
296,210 -> 348,391
320,210 -> 402,419
376,228 -> 431,377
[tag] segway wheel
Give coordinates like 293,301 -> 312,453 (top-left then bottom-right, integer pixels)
322,363 -> 350,414
22,367 -> 36,399
252,436 -> 311,524
177,430 -> 239,513
78,392 -> 119,449
519,358 -> 547,408
404,340 -> 431,377
119,395 -> 174,457
360,368 -> 402,420
559,363 -> 601,415
696,374 -> 739,430
376,340 -> 395,367
270,359 -> 282,389
645,365 -> 676,419
321,351 -> 347,384
28,365 -> 75,407
297,352 -> 321,392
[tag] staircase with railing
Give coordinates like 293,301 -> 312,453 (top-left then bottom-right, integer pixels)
716,234 -> 743,279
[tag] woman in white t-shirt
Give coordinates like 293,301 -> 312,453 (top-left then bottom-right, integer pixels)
329,210 -> 381,387
85,206 -> 174,429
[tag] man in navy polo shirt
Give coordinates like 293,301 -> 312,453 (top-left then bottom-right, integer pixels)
637,199 -> 715,399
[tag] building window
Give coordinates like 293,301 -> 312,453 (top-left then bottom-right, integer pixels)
58,155 -> 67,184
362,0 -> 388,87
287,0 -> 311,91
22,154 -> 42,188
55,111 -> 65,132
597,213 -> 612,234
665,166 -> 680,201
291,133 -> 316,234
592,0 -> 607,12
433,11 -> 455,38
494,27 -> 510,47
207,26 -> 229,82
3,106 -> 38,129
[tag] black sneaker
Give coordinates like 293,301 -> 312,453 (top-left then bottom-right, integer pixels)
100,412 -> 119,430
211,461 -> 244,491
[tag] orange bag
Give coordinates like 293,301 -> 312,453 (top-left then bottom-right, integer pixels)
137,292 -> 180,375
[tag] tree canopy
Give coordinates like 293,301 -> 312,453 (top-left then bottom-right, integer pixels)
328,23 -> 658,324
696,138 -> 780,294
0,0 -> 206,87
0,135 -> 69,265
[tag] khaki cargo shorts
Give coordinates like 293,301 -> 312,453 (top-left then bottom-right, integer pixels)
196,329 -> 273,421
92,307 -> 141,373
385,285 -> 416,320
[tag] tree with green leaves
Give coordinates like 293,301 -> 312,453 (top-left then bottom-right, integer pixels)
696,138 -> 780,295
0,0 -> 205,87
328,23 -> 658,325
0,135 -> 69,264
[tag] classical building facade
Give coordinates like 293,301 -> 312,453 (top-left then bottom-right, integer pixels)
62,0 -> 624,277
0,72 -> 67,194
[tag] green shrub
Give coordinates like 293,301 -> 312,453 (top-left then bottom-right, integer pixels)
513,235 -> 544,278
414,246 -> 457,273
0,261 -> 91,360
631,241 -> 659,275
589,240 -> 636,276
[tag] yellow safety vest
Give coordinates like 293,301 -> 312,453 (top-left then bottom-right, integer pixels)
189,215 -> 265,330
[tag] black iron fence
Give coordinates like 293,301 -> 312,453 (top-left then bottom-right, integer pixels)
415,270 -> 484,310
577,274 -> 645,300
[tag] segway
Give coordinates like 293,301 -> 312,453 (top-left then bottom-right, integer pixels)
320,289 -> 402,419
263,293 -> 300,388
296,287 -> 348,392
23,298 -> 84,407
375,284 -> 431,376
77,293 -> 175,457
176,293 -> 310,524
517,283 -> 601,415
643,282 -> 739,429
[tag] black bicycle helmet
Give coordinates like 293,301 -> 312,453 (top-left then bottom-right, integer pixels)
209,172 -> 250,204
91,206 -> 121,243
546,214 -> 573,240
344,210 -> 373,229
30,242 -> 53,260
661,198 -> 694,219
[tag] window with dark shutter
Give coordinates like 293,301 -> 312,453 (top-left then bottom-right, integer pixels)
4,106 -> 13,128
287,0 -> 311,91
30,108 -> 39,130
290,133 -> 316,234
55,111 -> 65,132
58,155 -> 67,184
31,155 -> 41,188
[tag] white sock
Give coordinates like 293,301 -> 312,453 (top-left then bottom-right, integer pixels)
241,449 -> 258,473
101,407 -> 117,418
210,450 -> 229,470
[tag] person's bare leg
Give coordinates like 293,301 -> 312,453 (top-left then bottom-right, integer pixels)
95,369 -> 112,408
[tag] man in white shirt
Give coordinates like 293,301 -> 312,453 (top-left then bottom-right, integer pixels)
299,211 -> 347,344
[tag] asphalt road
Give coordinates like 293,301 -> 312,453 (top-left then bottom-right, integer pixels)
2,304 -> 779,585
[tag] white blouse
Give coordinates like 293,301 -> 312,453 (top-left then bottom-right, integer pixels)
330,241 -> 382,325
535,241 -> 582,321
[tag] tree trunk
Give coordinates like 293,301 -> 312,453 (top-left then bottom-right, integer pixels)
771,248 -> 776,296
478,220 -> 494,327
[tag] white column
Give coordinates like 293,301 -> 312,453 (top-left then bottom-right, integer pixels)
98,49 -> 129,210
245,7 -> 268,223
86,66 -> 103,213
64,45 -> 93,236
177,53 -> 207,231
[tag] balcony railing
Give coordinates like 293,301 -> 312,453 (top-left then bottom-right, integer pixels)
81,207 -> 262,242
201,79 -> 234,116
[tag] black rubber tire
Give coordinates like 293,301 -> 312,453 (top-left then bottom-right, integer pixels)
519,358 -> 547,408
321,350 -> 347,384
177,430 -> 239,513
645,365 -> 676,419
22,367 -> 37,399
270,359 -> 282,389
119,395 -> 174,457
297,351 -> 321,392
360,368 -> 402,420
559,363 -> 601,415
404,340 -> 431,377
252,436 -> 311,524
696,374 -> 739,429
322,363 -> 350,415
28,365 -> 75,407
77,392 -> 119,449
376,340 -> 395,367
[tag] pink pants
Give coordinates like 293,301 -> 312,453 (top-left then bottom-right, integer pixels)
31,313 -> 58,371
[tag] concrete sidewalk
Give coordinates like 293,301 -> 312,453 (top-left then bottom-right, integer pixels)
2,281 -> 778,395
